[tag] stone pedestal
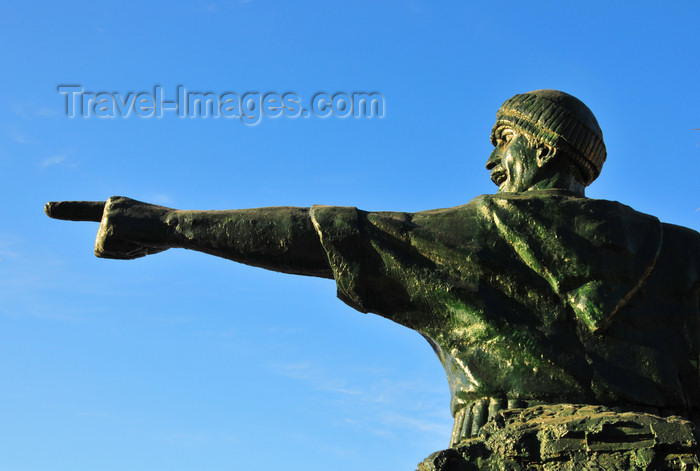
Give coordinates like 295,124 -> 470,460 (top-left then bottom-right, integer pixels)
418,404 -> 699,471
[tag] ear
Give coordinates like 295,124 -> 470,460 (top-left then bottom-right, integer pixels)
536,143 -> 557,167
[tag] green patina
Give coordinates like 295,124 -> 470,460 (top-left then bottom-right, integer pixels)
46,90 -> 700,468
309,193 -> 698,417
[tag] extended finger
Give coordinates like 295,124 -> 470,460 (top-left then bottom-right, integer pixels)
44,201 -> 106,222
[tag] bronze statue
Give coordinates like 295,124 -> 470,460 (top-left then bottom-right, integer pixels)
46,90 -> 699,469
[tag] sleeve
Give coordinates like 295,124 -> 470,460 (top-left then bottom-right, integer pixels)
309,205 -> 416,320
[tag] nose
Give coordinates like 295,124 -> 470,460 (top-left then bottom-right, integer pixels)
486,147 -> 501,170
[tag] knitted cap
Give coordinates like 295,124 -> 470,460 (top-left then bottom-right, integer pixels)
491,90 -> 607,185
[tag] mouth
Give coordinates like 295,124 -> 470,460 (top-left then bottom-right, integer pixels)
490,166 -> 507,186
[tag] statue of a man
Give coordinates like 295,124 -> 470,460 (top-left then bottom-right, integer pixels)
47,90 -> 700,466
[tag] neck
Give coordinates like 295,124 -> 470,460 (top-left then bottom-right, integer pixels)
527,173 -> 586,197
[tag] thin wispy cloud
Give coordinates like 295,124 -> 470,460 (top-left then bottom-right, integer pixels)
151,193 -> 173,205
75,409 -> 142,426
41,154 -> 68,167
11,103 -> 31,118
150,314 -> 198,325
273,360 -> 311,377
0,293 -> 90,322
270,361 -> 363,395
155,431 -> 209,446
12,131 -> 32,144
329,385 -> 451,448
0,236 -> 23,260
268,359 -> 449,434
41,154 -> 66,167
12,103 -> 61,118
35,107 -> 60,117
266,324 -> 304,335
5,125 -> 35,144
153,429 -> 239,447
268,357 -> 451,448
378,411 -> 450,435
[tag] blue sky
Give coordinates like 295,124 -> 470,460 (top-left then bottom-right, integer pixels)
1,1 -> 699,470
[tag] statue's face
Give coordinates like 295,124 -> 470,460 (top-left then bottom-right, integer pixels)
486,126 -> 542,193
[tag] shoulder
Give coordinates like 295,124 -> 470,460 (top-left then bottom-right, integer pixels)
410,195 -> 490,224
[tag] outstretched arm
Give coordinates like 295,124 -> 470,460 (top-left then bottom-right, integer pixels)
45,196 -> 333,279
